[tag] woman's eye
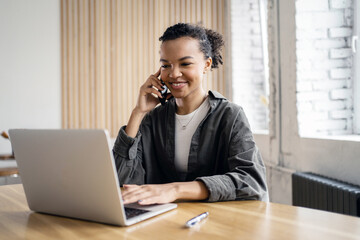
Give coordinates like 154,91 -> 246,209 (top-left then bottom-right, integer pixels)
161,65 -> 170,68
181,63 -> 192,66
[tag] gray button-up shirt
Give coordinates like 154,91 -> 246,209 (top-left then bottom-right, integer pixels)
113,91 -> 269,202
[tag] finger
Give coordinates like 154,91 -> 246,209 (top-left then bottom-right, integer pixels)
122,197 -> 139,205
141,77 -> 163,93
154,67 -> 161,78
122,190 -> 151,204
137,196 -> 159,205
122,185 -> 143,196
143,87 -> 163,98
138,194 -> 173,205
148,76 -> 164,91
122,186 -> 149,200
122,192 -> 142,204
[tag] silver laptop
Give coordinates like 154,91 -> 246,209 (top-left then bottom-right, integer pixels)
9,129 -> 177,226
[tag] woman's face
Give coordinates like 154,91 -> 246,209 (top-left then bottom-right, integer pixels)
159,37 -> 212,100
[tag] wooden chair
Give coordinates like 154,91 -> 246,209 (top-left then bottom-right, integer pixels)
0,131 -> 18,180
0,167 -> 18,177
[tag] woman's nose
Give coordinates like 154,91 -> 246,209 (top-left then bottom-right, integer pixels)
169,66 -> 182,78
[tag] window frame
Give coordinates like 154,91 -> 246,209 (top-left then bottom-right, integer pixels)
354,0 -> 360,134
254,0 -> 360,191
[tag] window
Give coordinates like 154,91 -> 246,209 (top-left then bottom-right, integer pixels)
243,0 -> 360,205
296,0 -> 356,136
231,0 -> 269,132
353,0 -> 360,133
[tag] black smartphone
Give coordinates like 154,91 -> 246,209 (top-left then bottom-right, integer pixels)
159,79 -> 168,106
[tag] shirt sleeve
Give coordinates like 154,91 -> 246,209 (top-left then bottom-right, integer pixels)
196,108 -> 269,202
112,126 -> 145,185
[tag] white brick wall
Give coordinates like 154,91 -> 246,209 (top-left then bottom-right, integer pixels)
296,0 -> 354,135
231,0 -> 268,131
330,68 -> 352,78
296,12 -> 345,29
329,27 -> 353,37
330,48 -> 352,58
296,0 -> 329,11
331,0 -> 352,9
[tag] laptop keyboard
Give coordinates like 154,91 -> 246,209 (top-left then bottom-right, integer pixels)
125,207 -> 150,219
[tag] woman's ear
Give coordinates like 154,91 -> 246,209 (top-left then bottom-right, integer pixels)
204,57 -> 212,73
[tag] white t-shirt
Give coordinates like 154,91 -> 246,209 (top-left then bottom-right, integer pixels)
174,97 -> 210,172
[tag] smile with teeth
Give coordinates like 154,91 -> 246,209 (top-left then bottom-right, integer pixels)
172,83 -> 185,86
170,82 -> 187,89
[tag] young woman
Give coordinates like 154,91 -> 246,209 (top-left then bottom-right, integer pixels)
113,23 -> 268,205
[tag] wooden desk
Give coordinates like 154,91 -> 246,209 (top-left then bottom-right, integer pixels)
1,185 -> 360,240
0,154 -> 14,160
0,167 -> 18,176
0,159 -> 18,177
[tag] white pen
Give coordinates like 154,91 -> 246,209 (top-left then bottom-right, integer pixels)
185,212 -> 209,228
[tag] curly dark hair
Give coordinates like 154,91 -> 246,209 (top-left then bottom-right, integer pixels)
159,23 -> 224,69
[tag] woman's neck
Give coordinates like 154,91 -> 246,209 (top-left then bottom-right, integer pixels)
175,89 -> 207,115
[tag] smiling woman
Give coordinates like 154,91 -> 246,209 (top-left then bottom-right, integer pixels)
60,0 -> 228,137
112,23 -> 269,205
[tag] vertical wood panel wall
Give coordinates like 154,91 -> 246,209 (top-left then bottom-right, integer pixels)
61,0 -> 227,137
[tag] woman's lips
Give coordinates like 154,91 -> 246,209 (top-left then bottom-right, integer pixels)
170,82 -> 187,90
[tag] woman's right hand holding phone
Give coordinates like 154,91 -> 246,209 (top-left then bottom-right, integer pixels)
125,68 -> 165,138
136,68 -> 165,114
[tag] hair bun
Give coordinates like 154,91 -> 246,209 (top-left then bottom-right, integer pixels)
205,28 -> 224,69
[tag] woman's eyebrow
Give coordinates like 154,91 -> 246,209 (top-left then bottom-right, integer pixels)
178,56 -> 194,61
160,56 -> 194,62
